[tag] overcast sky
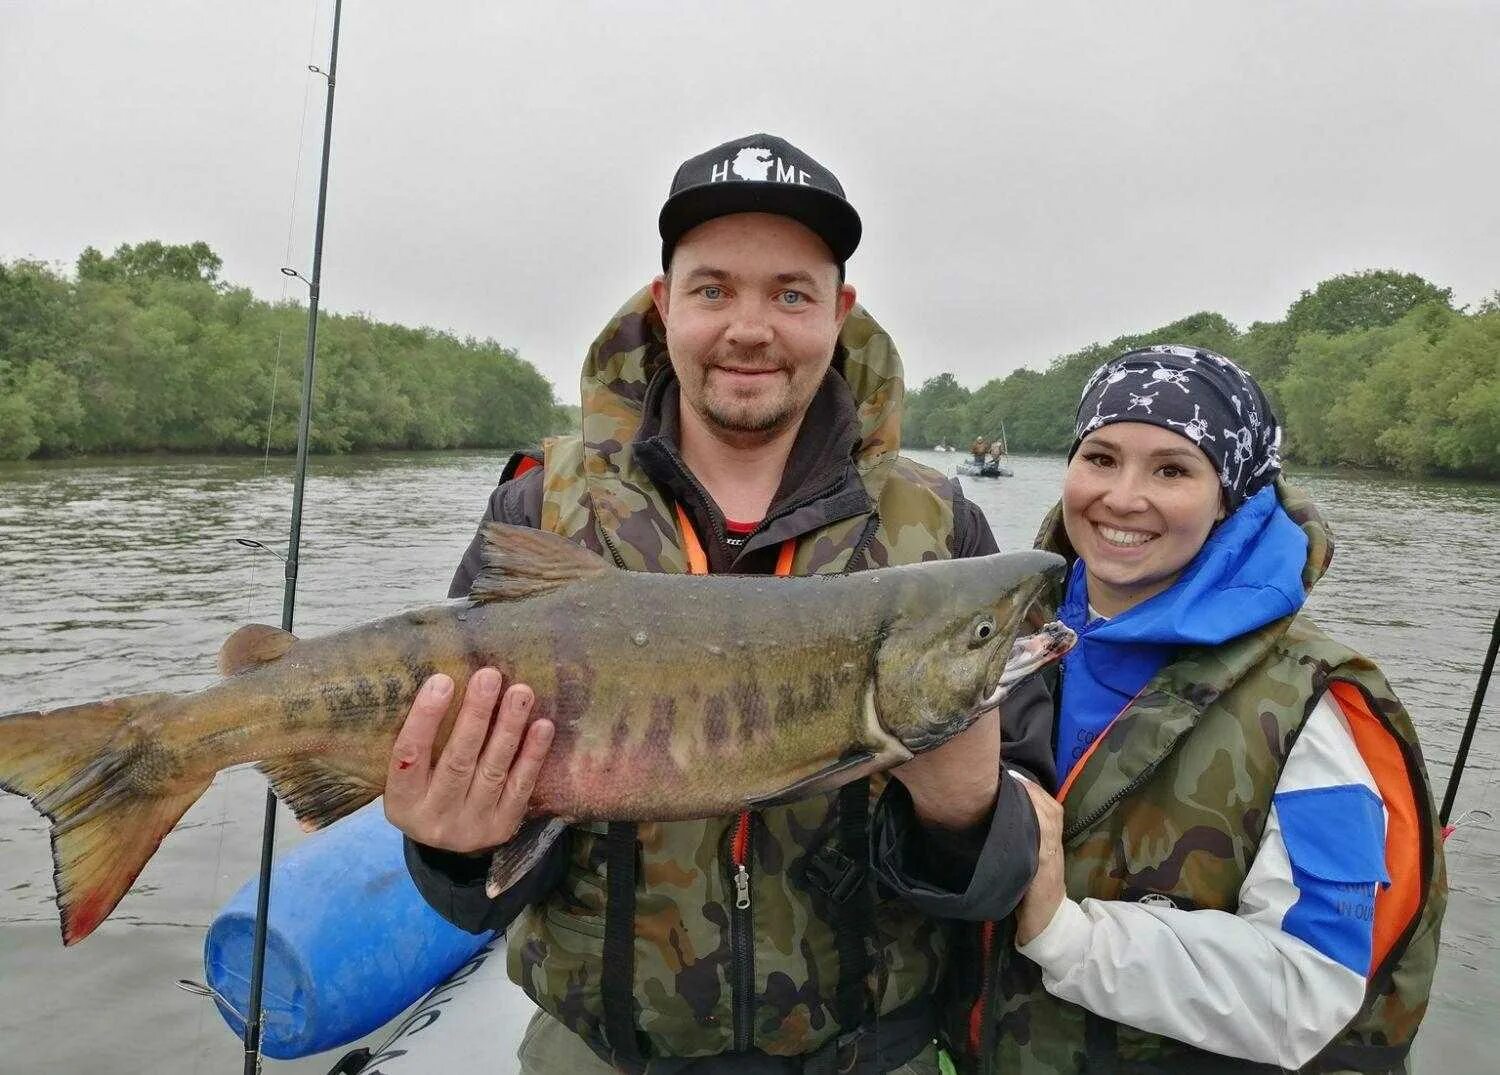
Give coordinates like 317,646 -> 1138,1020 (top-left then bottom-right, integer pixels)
3,1 -> 1497,397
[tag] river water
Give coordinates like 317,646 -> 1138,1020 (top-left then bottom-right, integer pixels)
0,450 -> 1495,1073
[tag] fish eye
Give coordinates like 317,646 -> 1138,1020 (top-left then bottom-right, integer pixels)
972,617 -> 996,646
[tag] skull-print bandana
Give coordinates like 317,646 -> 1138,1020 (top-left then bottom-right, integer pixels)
1070,344 -> 1283,511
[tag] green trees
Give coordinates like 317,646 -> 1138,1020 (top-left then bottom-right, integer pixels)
5,248 -> 1493,478
904,373 -> 972,448
0,243 -> 567,460
899,270 -> 1498,479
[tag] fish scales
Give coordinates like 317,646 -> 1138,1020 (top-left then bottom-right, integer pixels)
488,568 -> 897,820
0,522 -> 1072,942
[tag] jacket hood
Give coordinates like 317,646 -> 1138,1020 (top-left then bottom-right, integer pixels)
575,287 -> 906,469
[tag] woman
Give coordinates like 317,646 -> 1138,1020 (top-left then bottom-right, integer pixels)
906,347 -> 1446,1073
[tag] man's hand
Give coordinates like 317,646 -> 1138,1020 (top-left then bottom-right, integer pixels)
892,709 -> 1001,830
384,667 -> 554,854
1014,776 -> 1065,945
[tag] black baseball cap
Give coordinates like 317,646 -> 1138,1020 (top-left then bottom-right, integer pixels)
658,133 -> 862,270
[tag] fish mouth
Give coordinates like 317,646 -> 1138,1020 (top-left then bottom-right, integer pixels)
968,576 -> 1072,715
975,619 -> 1076,710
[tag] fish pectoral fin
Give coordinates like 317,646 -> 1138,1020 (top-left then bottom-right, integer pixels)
218,624 -> 297,676
745,751 -> 882,809
485,817 -> 568,898
257,758 -> 381,832
470,524 -> 615,603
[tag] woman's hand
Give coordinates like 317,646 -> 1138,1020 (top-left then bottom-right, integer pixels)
1015,776 -> 1066,945
384,667 -> 554,854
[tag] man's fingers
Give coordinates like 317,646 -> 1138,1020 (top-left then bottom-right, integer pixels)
385,673 -> 454,813
492,717 -> 555,840
424,667 -> 503,813
472,683 -> 534,799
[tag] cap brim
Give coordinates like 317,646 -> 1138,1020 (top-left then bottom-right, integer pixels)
659,183 -> 861,270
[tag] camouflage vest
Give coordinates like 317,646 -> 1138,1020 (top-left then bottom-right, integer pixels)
963,483 -> 1447,1074
508,288 -> 958,1064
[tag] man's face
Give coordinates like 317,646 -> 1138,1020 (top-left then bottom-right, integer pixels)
651,213 -> 856,445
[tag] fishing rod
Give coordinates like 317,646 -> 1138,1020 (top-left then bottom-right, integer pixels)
1440,604 -> 1500,828
242,1 -> 344,1070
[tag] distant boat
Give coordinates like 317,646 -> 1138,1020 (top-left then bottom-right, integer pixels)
933,442 -> 955,453
957,421 -> 1012,477
957,459 -> 1012,479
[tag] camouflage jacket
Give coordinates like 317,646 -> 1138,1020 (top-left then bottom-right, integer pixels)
952,482 -> 1446,1074
503,289 -> 979,1067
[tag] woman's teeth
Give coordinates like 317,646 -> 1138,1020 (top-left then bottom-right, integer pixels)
1097,525 -> 1155,547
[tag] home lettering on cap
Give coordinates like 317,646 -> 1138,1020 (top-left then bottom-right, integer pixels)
708,145 -> 811,185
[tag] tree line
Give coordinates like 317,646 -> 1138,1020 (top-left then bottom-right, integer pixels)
0,241 -> 568,460
904,270 -> 1500,479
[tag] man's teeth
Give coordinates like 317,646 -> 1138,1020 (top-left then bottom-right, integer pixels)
1098,525 -> 1155,547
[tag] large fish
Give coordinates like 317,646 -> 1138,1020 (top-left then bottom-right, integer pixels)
0,524 -> 1073,945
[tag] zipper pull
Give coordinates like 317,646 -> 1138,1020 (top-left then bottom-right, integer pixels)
730,809 -> 753,910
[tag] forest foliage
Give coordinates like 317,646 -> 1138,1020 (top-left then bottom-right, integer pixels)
904,270 -> 1500,478
0,241 -> 567,460
4,249 -> 1495,478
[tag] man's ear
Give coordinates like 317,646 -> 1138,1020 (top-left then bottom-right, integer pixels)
834,283 -> 857,326
650,274 -> 670,321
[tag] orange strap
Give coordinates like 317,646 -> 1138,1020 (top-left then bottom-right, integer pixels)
1055,684 -> 1151,803
674,502 -> 794,578
1328,681 -> 1425,973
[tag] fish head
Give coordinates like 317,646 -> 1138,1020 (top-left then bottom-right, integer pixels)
872,550 -> 1075,754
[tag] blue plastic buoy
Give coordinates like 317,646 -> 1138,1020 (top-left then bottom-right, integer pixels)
204,802 -> 493,1059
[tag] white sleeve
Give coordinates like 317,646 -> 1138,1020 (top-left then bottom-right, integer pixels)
1018,691 -> 1388,1069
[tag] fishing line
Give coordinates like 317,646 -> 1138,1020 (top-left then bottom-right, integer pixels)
239,1 -> 346,1070
191,11 -> 333,1072
191,10 -> 329,1069
260,0 -> 325,476
245,0 -> 325,620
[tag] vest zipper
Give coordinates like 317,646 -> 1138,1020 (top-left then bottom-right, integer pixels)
967,920 -> 997,1060
662,443 -> 734,548
729,809 -> 755,1051
595,524 -> 631,570
968,701 -> 1178,1066
1063,750 -> 1174,842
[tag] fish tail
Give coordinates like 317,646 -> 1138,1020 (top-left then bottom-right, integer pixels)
0,694 -> 212,945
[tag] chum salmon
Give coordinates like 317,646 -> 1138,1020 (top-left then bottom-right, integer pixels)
0,523 -> 1073,944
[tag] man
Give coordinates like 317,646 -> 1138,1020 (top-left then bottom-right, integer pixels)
385,134 -> 1048,1073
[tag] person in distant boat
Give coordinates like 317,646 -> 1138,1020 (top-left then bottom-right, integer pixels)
383,133 -> 1054,1074
881,345 -> 1447,1072
971,435 -> 991,464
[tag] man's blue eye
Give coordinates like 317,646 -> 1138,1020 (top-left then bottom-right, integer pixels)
700,286 -> 722,300
778,290 -> 805,306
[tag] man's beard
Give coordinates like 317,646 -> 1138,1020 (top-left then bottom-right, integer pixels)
691,361 -> 802,436
701,393 -> 797,435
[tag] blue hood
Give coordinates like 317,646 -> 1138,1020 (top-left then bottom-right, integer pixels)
1054,485 -> 1310,779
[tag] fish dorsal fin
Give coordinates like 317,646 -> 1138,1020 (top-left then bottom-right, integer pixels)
471,523 -> 613,602
218,624 -> 297,676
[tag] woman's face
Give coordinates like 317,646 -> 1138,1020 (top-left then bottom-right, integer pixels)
1062,422 -> 1225,618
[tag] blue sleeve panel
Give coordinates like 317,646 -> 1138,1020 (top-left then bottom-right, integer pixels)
1274,784 -> 1390,975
